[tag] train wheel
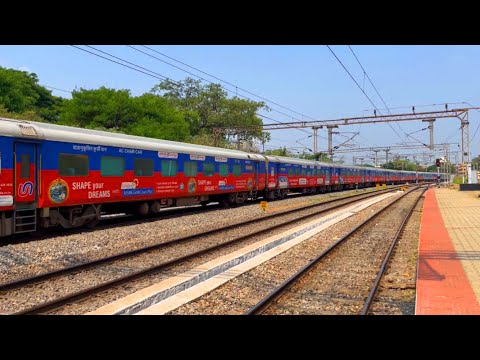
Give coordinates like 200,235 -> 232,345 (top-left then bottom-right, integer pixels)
84,206 -> 100,229
85,217 -> 99,229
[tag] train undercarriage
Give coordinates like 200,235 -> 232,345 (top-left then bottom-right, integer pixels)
0,180 -> 425,238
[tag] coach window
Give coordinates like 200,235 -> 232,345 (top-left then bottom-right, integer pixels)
21,154 -> 30,179
101,156 -> 124,176
203,162 -> 215,177
134,158 -> 154,176
184,161 -> 198,177
288,168 -> 294,176
219,163 -> 229,177
161,160 -> 177,176
233,164 -> 242,177
59,154 -> 89,176
301,168 -> 306,176
295,167 -> 300,176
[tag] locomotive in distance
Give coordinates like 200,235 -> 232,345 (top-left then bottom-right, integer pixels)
0,117 -> 444,237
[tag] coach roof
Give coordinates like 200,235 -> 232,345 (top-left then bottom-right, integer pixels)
0,117 -> 264,160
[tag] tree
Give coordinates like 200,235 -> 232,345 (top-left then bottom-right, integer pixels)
264,147 -> 292,157
426,160 -> 456,173
298,152 -> 332,162
383,158 -> 418,171
0,105 -> 45,122
59,87 -> 189,141
472,156 -> 480,170
127,94 -> 189,141
59,87 -> 135,129
151,78 -> 269,146
0,66 -> 63,121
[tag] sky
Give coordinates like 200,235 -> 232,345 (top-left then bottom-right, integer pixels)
1,45 -> 479,166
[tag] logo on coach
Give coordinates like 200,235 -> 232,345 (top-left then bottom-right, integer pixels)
18,181 -> 34,197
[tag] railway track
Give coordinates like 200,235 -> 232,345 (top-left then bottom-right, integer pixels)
0,185 -> 411,315
3,185 -> 399,246
244,185 -> 428,315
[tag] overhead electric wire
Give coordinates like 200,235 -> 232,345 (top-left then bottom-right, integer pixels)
71,45 -> 310,135
332,133 -> 360,150
462,102 -> 480,145
44,85 -> 72,94
126,45 -> 314,136
138,45 -> 318,121
407,127 -> 428,135
71,45 -> 170,82
347,45 -> 417,148
326,45 -> 410,150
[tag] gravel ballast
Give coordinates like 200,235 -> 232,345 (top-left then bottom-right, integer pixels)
0,187 -> 393,284
0,186 -> 408,314
167,189 -> 423,315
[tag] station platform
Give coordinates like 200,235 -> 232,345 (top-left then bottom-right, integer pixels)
416,187 -> 480,314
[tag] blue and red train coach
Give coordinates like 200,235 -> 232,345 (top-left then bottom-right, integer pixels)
0,118 -> 267,236
0,117 -> 443,238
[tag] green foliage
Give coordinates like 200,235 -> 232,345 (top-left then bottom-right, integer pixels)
384,159 -> 419,171
151,77 -> 269,144
0,105 -> 45,122
472,156 -> 480,169
0,66 -> 270,147
0,67 -> 63,121
59,88 -> 189,142
426,161 -> 455,173
127,94 -> 189,141
298,152 -> 331,162
265,147 -> 292,157
59,87 -> 135,129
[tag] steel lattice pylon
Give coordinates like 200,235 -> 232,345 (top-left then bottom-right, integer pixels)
212,107 -> 474,183
460,111 -> 470,183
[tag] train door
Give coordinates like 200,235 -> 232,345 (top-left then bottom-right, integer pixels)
13,142 -> 37,233
15,142 -> 37,204
268,162 -> 277,189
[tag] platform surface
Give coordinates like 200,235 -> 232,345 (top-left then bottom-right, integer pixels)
416,188 -> 480,314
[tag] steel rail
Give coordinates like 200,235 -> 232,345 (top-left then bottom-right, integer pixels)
0,185 -> 408,293
244,185 -> 426,315
359,187 -> 427,315
7,186 -> 410,315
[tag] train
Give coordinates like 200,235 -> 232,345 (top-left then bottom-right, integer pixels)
0,117 -> 445,238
